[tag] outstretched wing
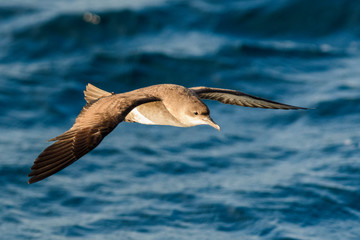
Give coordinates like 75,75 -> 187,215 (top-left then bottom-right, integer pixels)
190,87 -> 306,110
28,94 -> 159,184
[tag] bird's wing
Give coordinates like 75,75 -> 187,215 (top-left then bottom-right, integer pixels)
190,87 -> 306,110
28,94 -> 160,184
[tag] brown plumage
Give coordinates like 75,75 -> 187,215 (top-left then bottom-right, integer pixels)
28,84 -> 306,184
190,87 -> 306,109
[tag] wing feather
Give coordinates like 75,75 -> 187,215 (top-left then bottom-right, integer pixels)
28,93 -> 159,184
190,87 -> 306,110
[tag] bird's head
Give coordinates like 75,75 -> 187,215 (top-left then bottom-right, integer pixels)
182,102 -> 220,131
162,86 -> 220,131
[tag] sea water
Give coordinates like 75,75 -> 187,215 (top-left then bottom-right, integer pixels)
1,0 -> 360,239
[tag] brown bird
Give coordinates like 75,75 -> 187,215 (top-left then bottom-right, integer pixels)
28,84 -> 306,184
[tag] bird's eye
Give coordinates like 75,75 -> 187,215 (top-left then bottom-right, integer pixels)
194,111 -> 198,115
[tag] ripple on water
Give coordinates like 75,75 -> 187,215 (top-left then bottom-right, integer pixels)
1,0 -> 360,239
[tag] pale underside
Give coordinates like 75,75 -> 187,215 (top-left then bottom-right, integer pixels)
125,102 -> 186,127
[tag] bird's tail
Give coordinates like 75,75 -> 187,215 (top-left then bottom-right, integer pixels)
83,83 -> 113,103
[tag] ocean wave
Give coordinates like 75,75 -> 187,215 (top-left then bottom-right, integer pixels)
311,96 -> 360,118
219,40 -> 348,58
4,0 -> 359,64
1,1 -> 360,239
212,0 -> 360,38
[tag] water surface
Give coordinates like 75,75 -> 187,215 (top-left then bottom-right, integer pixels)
1,0 -> 360,239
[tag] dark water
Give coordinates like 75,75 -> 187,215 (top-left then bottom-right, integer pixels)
1,0 -> 360,239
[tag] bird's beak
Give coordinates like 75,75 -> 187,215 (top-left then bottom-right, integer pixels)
205,117 -> 221,131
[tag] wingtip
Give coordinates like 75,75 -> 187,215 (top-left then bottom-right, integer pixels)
27,177 -> 36,184
27,172 -> 49,184
280,104 -> 308,110
293,106 -> 308,110
295,106 -> 310,110
27,171 -> 37,184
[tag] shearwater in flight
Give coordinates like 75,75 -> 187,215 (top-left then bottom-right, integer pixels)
28,84 -> 306,183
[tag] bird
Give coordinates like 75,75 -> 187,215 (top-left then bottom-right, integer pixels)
28,83 -> 306,184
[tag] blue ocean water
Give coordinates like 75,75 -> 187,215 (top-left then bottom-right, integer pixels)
1,0 -> 360,239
